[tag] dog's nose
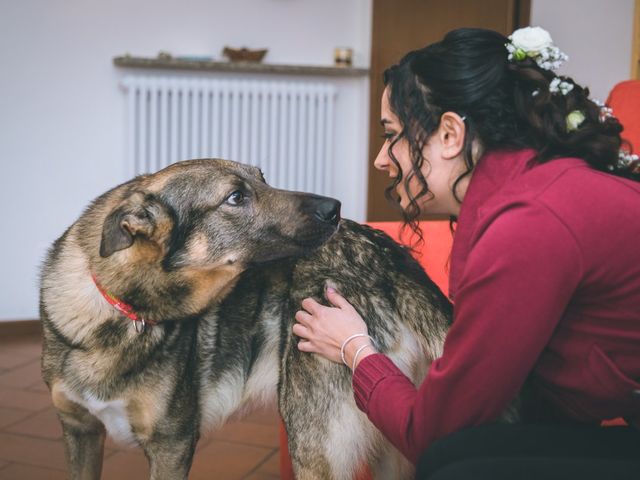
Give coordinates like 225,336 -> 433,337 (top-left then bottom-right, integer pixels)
314,198 -> 341,225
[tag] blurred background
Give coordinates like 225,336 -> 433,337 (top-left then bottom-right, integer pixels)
1,0 -> 637,322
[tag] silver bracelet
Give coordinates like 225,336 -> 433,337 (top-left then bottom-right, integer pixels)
340,333 -> 374,367
352,344 -> 373,371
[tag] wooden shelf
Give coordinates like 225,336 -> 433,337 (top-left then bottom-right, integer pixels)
113,56 -> 369,78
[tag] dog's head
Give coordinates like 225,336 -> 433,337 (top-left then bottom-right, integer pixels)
95,159 -> 340,316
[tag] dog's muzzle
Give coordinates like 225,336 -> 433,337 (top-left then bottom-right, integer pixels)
314,198 -> 341,226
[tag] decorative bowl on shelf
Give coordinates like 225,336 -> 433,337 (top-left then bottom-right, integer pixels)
222,47 -> 268,63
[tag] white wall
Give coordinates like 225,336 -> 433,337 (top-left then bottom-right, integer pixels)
0,0 -> 372,321
1,0 -> 636,321
531,0 -> 635,101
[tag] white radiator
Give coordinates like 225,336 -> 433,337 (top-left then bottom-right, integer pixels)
121,75 -> 337,196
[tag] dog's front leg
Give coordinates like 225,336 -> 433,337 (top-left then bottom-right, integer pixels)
51,383 -> 106,480
57,409 -> 106,480
142,436 -> 198,480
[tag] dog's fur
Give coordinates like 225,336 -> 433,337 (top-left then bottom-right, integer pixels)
40,159 -> 453,479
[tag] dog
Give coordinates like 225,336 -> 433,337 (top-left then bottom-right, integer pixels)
40,158 -> 454,479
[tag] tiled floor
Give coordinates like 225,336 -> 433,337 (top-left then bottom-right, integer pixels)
0,329 -> 282,479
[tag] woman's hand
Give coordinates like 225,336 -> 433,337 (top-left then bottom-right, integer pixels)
293,287 -> 377,370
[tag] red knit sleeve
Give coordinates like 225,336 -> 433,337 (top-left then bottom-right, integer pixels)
352,201 -> 583,463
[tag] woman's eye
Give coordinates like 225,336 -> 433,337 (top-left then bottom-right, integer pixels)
381,132 -> 396,142
225,191 -> 245,206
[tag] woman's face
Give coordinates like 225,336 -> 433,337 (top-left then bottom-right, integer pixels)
373,87 -> 470,217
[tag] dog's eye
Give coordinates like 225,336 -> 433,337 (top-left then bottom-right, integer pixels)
225,191 -> 245,206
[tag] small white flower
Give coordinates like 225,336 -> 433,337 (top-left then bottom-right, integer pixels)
549,77 -> 573,95
592,99 -> 614,122
561,82 -> 573,95
618,150 -> 640,170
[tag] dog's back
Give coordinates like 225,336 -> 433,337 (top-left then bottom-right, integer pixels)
277,221 -> 451,479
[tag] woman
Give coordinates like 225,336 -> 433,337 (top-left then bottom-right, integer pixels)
293,27 -> 640,479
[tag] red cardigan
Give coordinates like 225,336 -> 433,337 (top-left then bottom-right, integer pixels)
353,148 -> 640,463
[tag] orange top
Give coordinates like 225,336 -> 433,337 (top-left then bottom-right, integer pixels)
606,80 -> 640,151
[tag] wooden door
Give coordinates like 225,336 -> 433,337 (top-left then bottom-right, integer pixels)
367,0 -> 531,221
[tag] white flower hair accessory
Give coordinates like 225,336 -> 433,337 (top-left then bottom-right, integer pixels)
593,99 -> 614,123
584,102 -> 640,175
566,110 -> 585,132
506,26 -> 568,71
549,77 -> 574,96
614,150 -> 640,173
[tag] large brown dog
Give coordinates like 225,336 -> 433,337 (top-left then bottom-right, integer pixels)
40,159 -> 453,479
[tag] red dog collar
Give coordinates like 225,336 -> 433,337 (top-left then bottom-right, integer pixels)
92,274 -> 156,332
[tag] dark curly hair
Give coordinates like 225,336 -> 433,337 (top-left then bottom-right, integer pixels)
382,27 -> 636,233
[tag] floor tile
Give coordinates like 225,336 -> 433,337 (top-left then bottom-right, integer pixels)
101,440 -> 279,479
0,339 -> 42,358
5,407 -> 62,439
0,349 -> 39,371
0,331 -> 284,479
255,450 -> 280,476
189,440 -> 274,480
26,378 -> 50,393
244,472 -> 280,480
0,463 -> 67,480
105,434 -> 131,452
0,360 -> 43,388
0,407 -> 33,429
206,420 -> 279,449
0,388 -> 52,411
240,406 -> 281,426
103,447 -> 120,459
102,449 -> 150,479
0,432 -> 66,470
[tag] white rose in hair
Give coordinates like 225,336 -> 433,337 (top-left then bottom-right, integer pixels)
511,26 -> 553,54
507,26 -> 568,71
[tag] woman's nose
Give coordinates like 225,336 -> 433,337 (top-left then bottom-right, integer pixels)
373,144 -> 388,171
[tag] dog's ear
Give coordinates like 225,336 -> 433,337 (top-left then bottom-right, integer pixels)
100,192 -> 168,257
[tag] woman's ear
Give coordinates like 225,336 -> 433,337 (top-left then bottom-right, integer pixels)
437,112 -> 466,159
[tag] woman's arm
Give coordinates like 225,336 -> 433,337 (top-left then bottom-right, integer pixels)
296,202 -> 583,463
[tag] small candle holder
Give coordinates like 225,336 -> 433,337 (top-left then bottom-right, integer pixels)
334,47 -> 353,67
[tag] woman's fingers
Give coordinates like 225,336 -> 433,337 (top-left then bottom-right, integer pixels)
294,309 -> 313,326
324,287 -> 351,310
301,297 -> 320,314
297,340 -> 316,353
294,290 -> 367,364
292,322 -> 310,339
301,291 -> 355,315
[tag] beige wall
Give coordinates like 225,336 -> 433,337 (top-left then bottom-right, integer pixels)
531,0 -> 635,101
